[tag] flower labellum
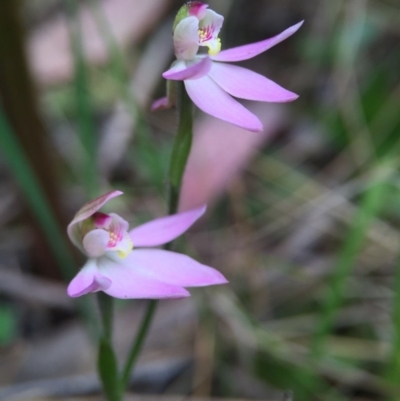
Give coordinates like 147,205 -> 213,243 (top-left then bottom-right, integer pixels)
67,191 -> 227,299
154,1 -> 303,132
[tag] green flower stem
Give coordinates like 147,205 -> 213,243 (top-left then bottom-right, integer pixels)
120,81 -> 194,392
97,292 -> 121,401
97,292 -> 114,341
120,299 -> 158,389
168,82 -> 194,214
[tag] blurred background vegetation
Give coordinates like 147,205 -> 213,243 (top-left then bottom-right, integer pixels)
1,0 -> 400,400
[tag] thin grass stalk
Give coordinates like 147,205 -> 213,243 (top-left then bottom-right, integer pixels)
0,0 -> 73,279
87,0 -> 161,188
66,0 -> 98,197
0,109 -> 76,280
311,163 -> 392,360
385,239 -> 400,400
86,0 -> 127,87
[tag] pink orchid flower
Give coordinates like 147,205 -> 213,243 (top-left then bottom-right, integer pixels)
67,191 -> 227,299
153,2 -> 302,132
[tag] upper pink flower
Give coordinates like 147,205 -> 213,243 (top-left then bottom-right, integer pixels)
154,3 -> 302,132
174,3 -> 223,60
67,191 -> 227,299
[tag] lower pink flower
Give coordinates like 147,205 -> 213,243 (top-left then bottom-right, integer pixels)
67,191 -> 227,299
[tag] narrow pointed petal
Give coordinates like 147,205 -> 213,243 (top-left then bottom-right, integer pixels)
130,205 -> 206,247
97,258 -> 190,299
152,79 -> 178,111
163,57 -> 212,81
209,63 -> 298,102
69,191 -> 123,228
67,190 -> 123,250
211,21 -> 304,62
185,75 -> 262,132
151,97 -> 170,111
67,260 -> 111,298
130,249 -> 228,287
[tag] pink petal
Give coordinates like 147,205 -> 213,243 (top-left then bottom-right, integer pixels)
184,75 -> 262,132
162,57 -> 212,81
130,205 -> 206,247
82,229 -> 109,258
129,249 -> 228,287
211,21 -> 304,62
97,258 -> 190,299
67,190 -> 123,250
208,63 -> 298,103
67,260 -> 111,298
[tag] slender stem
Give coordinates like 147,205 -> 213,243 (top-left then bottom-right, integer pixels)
120,81 -> 194,391
97,292 -> 121,401
168,82 -> 194,214
97,292 -> 114,341
120,299 -> 157,389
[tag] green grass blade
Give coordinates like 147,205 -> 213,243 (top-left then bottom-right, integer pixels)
385,241 -> 400,400
311,163 -> 392,360
67,0 -> 98,197
0,109 -> 76,280
86,0 -> 166,192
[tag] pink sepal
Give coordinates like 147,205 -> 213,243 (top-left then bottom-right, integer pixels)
130,205 -> 206,247
185,75 -> 262,132
211,21 -> 304,62
209,62 -> 298,103
130,249 -> 228,287
162,57 -> 212,81
67,191 -> 123,252
67,260 -> 111,298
